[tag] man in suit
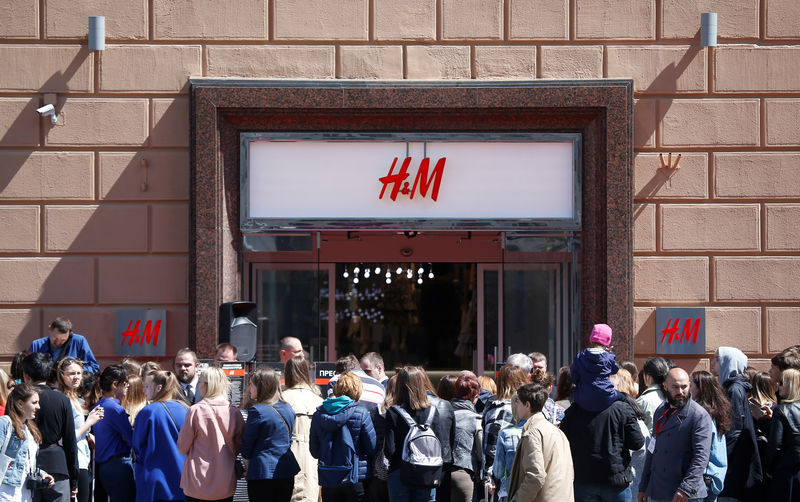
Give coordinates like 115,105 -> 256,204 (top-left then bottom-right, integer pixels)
22,353 -> 78,502
638,367 -> 713,502
174,347 -> 201,405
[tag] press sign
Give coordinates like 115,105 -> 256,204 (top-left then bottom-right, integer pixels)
655,307 -> 705,355
315,362 -> 337,385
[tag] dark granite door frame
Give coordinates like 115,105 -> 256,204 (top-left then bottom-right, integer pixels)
189,79 -> 634,359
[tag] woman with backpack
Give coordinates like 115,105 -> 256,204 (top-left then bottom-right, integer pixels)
132,370 -> 189,502
384,366 -> 451,502
310,371 -> 377,502
242,368 -> 300,502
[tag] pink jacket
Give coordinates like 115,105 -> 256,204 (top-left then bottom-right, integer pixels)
177,398 -> 245,500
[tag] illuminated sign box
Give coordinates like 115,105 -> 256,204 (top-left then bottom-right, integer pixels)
241,133 -> 581,231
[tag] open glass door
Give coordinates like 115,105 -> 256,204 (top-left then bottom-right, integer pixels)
249,262 -> 334,362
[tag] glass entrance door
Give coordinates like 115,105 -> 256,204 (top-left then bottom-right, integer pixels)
245,231 -> 579,374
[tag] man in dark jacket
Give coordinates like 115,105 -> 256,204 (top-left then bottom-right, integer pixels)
560,381 -> 644,500
638,367 -> 713,502
22,353 -> 78,502
712,346 -> 763,500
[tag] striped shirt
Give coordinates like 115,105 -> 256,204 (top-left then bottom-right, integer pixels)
326,369 -> 386,407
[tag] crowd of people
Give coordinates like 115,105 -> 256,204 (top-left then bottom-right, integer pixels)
0,319 -> 799,502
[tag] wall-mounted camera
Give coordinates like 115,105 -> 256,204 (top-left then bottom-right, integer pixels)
36,104 -> 58,125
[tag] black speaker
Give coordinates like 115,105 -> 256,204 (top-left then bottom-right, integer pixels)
219,301 -> 257,362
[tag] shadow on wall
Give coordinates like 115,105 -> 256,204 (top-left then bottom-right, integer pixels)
1,49 -> 190,366
633,42 -> 703,224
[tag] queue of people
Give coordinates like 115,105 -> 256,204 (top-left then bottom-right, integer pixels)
0,326 -> 799,502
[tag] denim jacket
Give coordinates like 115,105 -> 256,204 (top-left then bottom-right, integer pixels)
0,416 -> 39,487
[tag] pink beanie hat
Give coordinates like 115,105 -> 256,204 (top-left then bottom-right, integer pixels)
589,323 -> 613,346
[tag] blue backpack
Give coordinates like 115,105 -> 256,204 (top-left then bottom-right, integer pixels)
317,421 -> 359,487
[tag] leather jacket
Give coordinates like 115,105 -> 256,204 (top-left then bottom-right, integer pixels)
765,401 -> 800,474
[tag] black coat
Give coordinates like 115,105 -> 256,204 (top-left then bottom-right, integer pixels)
765,401 -> 800,475
33,384 -> 79,488
720,375 -> 763,498
560,399 -> 644,486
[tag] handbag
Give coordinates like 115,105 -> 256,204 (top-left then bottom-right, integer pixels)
0,416 -> 13,482
205,403 -> 245,479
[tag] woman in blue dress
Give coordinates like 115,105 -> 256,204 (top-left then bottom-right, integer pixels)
133,370 -> 189,502
242,368 -> 299,502
93,365 -> 135,502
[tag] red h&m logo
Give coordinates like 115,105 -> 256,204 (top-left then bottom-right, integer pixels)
660,317 -> 701,345
121,319 -> 161,347
379,157 -> 446,202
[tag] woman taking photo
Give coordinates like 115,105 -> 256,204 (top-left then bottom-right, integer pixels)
56,358 -> 104,502
765,368 -> 800,501
93,365 -> 135,502
282,355 -> 323,502
178,367 -> 245,502
242,368 -> 300,502
0,384 -> 55,502
132,370 -> 189,502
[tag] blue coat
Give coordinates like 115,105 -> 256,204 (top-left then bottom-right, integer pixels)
242,402 -> 300,480
132,400 -> 188,502
309,399 -> 377,481
29,333 -> 99,373
639,398 -> 712,500
570,348 -> 619,412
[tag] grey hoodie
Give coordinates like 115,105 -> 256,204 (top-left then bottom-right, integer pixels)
717,346 -> 747,385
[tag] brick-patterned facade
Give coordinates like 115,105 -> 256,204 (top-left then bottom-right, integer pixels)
1,0 -> 798,369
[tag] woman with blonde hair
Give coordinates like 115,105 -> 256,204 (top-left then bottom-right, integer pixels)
56,357 -> 104,502
765,368 -> 800,500
123,374 -> 147,425
178,366 -> 245,502
242,368 -> 299,502
282,355 -> 322,502
132,370 -> 189,502
0,384 -> 55,502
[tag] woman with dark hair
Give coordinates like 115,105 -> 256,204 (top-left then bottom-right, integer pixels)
0,384 -> 55,502
436,375 -> 458,402
554,366 -> 573,410
133,370 -> 189,502
449,373 -> 482,502
242,368 -> 299,502
282,355 -> 322,502
384,366 -> 451,502
636,357 -> 671,431
765,368 -> 800,501
690,370 -> 731,502
93,365 -> 135,502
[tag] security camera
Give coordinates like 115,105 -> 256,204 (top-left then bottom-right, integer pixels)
36,104 -> 58,124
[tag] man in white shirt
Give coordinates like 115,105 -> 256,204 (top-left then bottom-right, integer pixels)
174,347 -> 201,404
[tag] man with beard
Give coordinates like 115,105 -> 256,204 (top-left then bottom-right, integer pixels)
638,368 -> 712,502
174,347 -> 201,405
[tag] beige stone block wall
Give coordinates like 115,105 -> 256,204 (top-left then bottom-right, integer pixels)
0,0 -> 798,367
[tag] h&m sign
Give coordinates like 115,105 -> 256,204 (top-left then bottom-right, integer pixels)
655,307 -> 706,355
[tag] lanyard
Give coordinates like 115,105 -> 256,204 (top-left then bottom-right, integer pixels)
653,407 -> 679,437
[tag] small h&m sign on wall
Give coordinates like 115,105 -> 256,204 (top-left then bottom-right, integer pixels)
655,307 -> 706,355
116,309 -> 167,357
